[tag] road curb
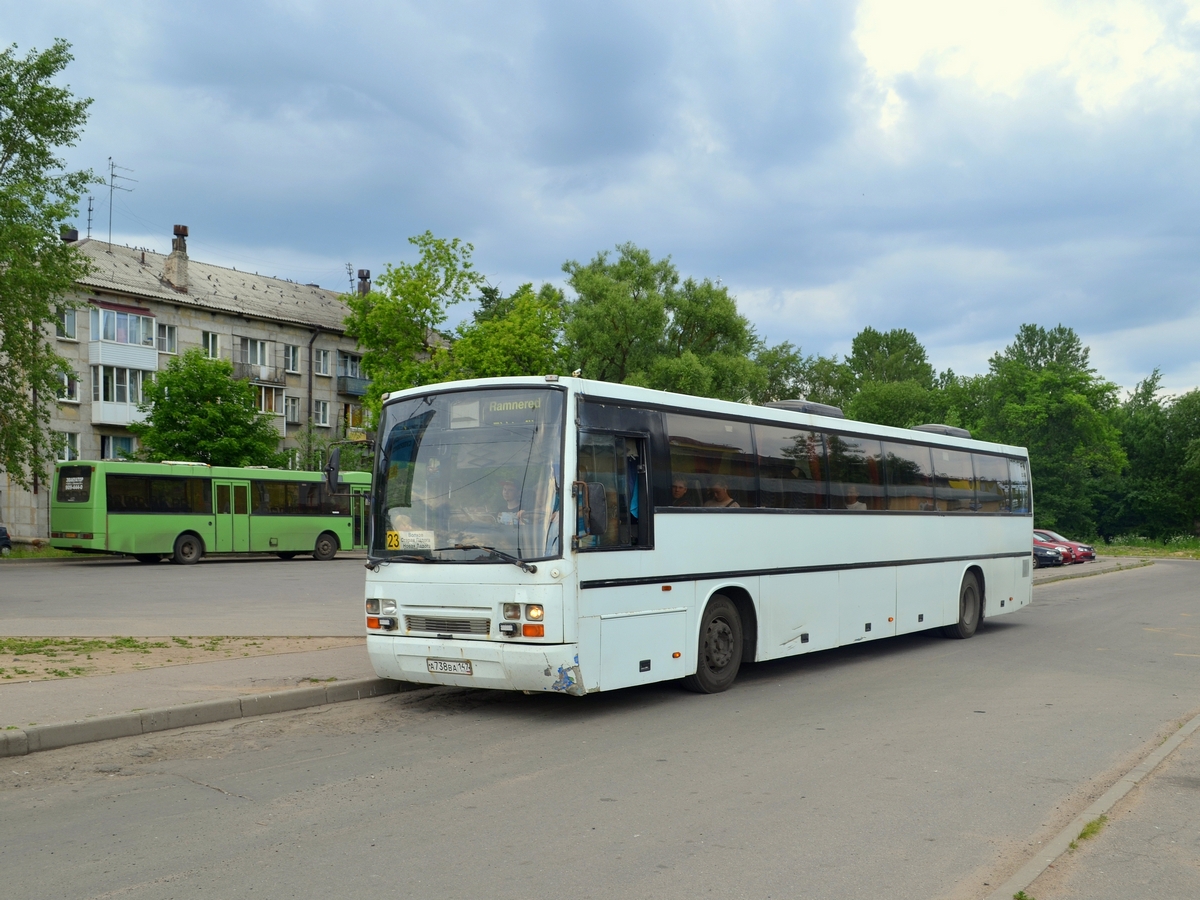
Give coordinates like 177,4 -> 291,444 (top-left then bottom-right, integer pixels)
986,710 -> 1200,900
1034,559 -> 1153,586
0,677 -> 413,757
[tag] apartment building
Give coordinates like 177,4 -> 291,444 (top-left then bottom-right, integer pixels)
1,226 -> 369,539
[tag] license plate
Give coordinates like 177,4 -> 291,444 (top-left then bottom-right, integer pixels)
427,658 -> 472,676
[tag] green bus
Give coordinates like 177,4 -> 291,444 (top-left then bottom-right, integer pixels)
50,460 -> 371,564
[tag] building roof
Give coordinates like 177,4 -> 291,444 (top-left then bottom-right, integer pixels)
70,238 -> 352,333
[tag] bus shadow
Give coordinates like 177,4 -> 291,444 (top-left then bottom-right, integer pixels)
382,618 -> 1029,724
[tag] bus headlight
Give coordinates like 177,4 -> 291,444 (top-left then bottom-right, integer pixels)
366,599 -> 380,615
525,604 -> 544,621
381,599 -> 397,615
503,603 -> 521,620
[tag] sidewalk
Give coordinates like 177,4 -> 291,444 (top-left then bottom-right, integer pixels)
1032,554 -> 1152,585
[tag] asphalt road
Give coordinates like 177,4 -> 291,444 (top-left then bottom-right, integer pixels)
2,561 -> 1198,899
0,555 -> 367,636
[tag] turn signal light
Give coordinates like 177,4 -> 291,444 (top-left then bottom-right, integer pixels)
522,624 -> 544,638
367,616 -> 381,630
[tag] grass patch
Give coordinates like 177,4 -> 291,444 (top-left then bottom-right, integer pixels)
1013,892 -> 1036,900
0,637 -> 169,656
1069,814 -> 1108,850
0,544 -> 78,561
1101,534 -> 1200,559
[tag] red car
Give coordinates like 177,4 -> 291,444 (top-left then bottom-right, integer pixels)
1034,530 -> 1095,563
1034,536 -> 1073,563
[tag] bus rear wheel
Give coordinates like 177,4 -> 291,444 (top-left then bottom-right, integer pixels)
943,572 -> 981,639
313,532 -> 338,561
172,533 -> 203,566
133,554 -> 162,564
682,594 -> 743,694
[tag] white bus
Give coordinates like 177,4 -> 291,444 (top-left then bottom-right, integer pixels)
356,376 -> 1033,695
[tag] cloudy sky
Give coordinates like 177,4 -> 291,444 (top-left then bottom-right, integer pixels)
6,1 -> 1200,392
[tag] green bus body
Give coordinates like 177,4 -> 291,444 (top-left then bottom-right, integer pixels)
50,461 -> 371,561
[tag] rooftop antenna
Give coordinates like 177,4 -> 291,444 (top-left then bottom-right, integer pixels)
86,195 -> 94,239
107,157 -> 136,246
345,262 -> 354,293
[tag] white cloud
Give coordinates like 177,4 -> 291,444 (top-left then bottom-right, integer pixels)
855,0 -> 1200,119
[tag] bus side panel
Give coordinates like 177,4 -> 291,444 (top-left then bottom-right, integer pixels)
106,515 -> 213,555
896,564 -> 961,634
838,567 -> 897,644
978,555 -> 1019,617
759,570 -> 839,661
599,611 -> 689,691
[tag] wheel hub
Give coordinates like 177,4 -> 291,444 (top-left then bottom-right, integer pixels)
705,619 -> 734,669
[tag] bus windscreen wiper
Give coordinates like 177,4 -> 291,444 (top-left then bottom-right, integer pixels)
439,543 -> 538,573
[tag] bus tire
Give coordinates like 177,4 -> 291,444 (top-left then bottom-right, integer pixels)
133,554 -> 162,564
682,594 -> 743,694
276,552 -> 297,560
172,533 -> 203,566
313,532 -> 338,561
943,572 -> 981,639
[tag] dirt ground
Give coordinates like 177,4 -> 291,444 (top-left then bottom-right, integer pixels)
0,636 -> 363,682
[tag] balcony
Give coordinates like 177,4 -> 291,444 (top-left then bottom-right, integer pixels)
233,362 -> 287,385
92,401 -> 148,427
337,374 -> 370,396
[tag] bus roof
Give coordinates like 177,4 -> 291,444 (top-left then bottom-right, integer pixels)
379,375 -> 1029,459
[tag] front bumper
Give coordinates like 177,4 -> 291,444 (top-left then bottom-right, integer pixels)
367,634 -> 586,696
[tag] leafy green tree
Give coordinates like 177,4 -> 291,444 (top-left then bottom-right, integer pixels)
845,327 -> 935,390
445,283 -> 567,380
0,39 -> 95,488
970,324 -> 1124,536
562,243 -> 675,384
343,231 -> 483,415
748,341 -> 809,405
129,350 -> 286,466
846,380 -> 934,429
291,420 -> 373,473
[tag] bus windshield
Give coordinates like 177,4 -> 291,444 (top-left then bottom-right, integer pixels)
373,387 -> 564,563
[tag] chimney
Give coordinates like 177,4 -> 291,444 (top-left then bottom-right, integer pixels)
60,228 -> 80,243
163,224 -> 189,292
357,269 -> 371,296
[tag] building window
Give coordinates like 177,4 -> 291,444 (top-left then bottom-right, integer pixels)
285,395 -> 302,424
314,399 -> 330,427
56,308 -> 77,340
343,403 -> 363,430
92,366 -> 148,404
157,323 -> 177,353
283,344 -> 301,373
89,307 -> 155,347
314,348 -> 331,376
58,371 -> 80,403
56,432 -> 80,461
236,337 -> 270,366
101,435 -> 135,459
202,331 -> 220,358
338,352 -> 362,378
254,385 -> 285,414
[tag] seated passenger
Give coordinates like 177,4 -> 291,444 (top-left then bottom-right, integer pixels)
844,486 -> 867,510
496,479 -> 527,525
704,478 -> 740,508
670,478 -> 693,507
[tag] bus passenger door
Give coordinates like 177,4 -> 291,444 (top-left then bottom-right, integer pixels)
213,480 -> 251,553
351,489 -> 368,549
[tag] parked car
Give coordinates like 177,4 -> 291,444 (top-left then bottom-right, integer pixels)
1034,529 -> 1095,563
1033,541 -> 1064,568
0,525 -> 11,554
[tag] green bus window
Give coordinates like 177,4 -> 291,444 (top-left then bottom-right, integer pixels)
217,484 -> 231,515
234,485 -> 248,515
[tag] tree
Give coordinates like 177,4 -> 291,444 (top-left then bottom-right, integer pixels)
343,231 -> 483,416
969,324 -> 1124,536
129,350 -> 286,466
562,243 -> 675,384
845,327 -> 935,390
445,283 -> 567,380
0,40 -> 94,488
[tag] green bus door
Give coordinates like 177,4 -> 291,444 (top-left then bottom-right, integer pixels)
214,480 -> 251,553
351,490 -> 369,549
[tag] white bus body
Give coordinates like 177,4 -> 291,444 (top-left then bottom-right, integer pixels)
364,377 -> 1033,695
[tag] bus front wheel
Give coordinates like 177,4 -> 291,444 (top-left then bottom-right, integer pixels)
313,532 -> 338,561
943,572 -> 981,639
172,533 -> 203,566
682,594 -> 743,694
